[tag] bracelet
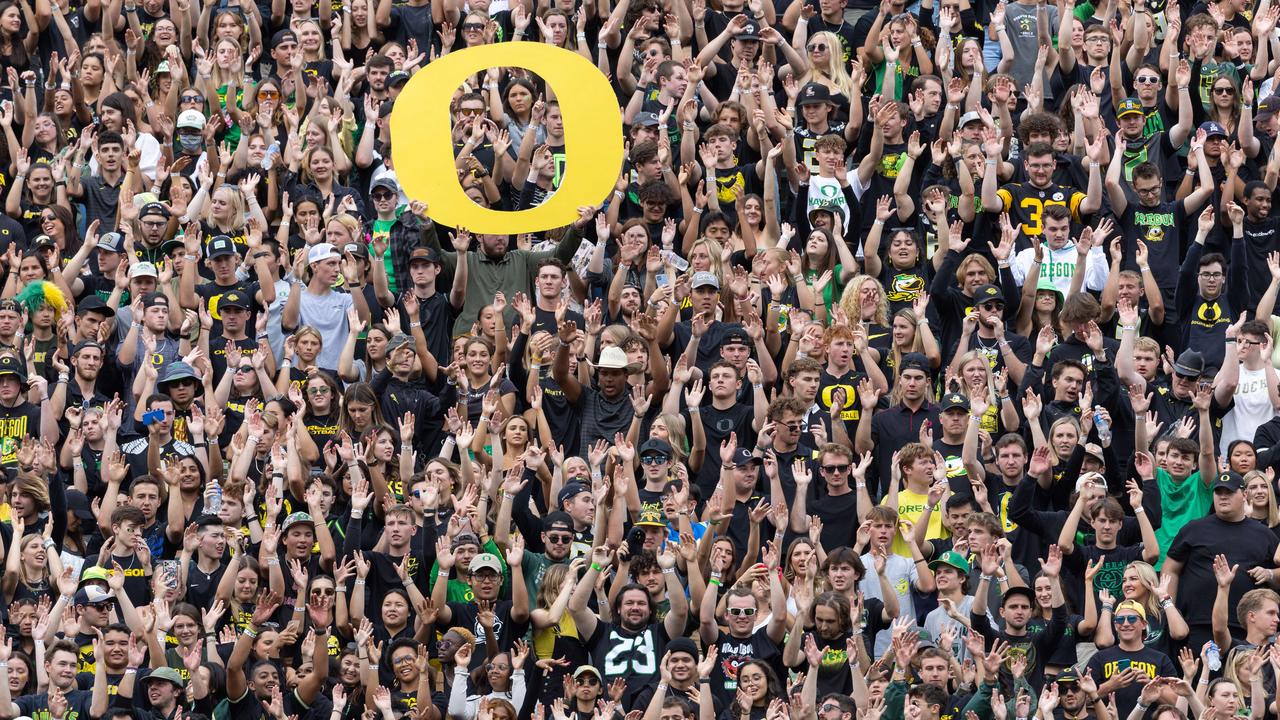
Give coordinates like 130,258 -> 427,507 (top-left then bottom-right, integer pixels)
336,586 -> 347,593
292,606 -> 306,613
1160,598 -> 1173,609
369,664 -> 379,670
410,321 -> 422,328
247,435 -> 261,445
980,574 -> 994,582
1134,506 -> 1146,514
1226,338 -> 1238,344
356,579 -> 368,585
267,558 -> 280,565
124,667 -> 137,674
597,41 -> 608,48
591,562 -> 603,572
662,567 -> 676,574
1101,603 -> 1114,613
244,628 -> 259,639
688,406 -> 701,414
437,571 -> 449,578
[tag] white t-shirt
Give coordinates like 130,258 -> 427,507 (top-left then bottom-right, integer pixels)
1221,364 -> 1275,454
859,553 -> 918,655
1011,242 -> 1109,294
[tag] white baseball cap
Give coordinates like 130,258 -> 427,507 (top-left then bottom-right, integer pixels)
307,243 -> 340,265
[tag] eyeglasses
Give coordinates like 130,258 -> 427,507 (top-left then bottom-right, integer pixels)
1134,185 -> 1161,196
640,455 -> 669,465
727,607 -> 757,617
461,22 -> 484,31
392,655 -> 416,666
234,365 -> 254,374
258,90 -> 280,101
307,386 -> 331,395
820,704 -> 844,713
807,43 -> 827,52
822,464 -> 850,473
1084,35 -> 1109,42
141,219 -> 168,228
1214,86 -> 1236,95
1113,614 -> 1142,626
1135,76 -> 1160,84
545,533 -> 574,544
577,676 -> 600,686
181,94 -> 205,104
486,663 -> 510,671
1199,271 -> 1224,279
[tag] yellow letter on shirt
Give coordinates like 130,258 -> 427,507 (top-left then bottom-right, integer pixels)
390,43 -> 624,235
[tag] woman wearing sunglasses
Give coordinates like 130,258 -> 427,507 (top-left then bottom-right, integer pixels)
5,152 -> 68,245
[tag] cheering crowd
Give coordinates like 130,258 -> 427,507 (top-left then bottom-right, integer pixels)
3,0 -> 1280,717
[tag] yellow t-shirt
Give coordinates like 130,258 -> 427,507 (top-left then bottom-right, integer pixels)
891,489 -> 948,558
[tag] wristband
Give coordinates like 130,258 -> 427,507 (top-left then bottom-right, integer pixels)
292,606 -> 306,613
688,406 -> 701,414
1134,507 -> 1146,514
356,579 -> 368,585
662,567 -> 676,574
591,562 -> 603,572
244,628 -> 259,639
980,574 -> 994,583
336,586 -> 347,593
267,558 -> 280,565
437,571 -> 449,578
124,667 -> 137,674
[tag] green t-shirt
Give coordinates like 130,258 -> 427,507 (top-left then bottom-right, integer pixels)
371,211 -> 400,293
1153,468 -> 1211,569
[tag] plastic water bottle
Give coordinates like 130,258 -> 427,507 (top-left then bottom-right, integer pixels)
207,478 -> 223,515
662,250 -> 689,272
1206,641 -> 1222,672
1094,406 -> 1111,445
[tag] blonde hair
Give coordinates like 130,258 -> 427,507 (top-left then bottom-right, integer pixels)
688,237 -> 725,281
1122,561 -> 1163,622
838,275 -> 889,327
798,31 -> 855,98
1245,470 -> 1280,527
1046,416 -> 1081,466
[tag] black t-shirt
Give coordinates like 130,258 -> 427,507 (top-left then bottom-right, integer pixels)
0,401 -> 40,467
16,689 -> 94,720
1240,214 -> 1280,307
1085,645 -> 1178,717
1119,199 -> 1188,302
587,621 -> 670,710
1166,514 -> 1280,631
688,401 -> 755,497
446,600 -> 529,669
710,627 -> 783,707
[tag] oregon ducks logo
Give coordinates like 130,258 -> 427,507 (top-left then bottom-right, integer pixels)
390,43 -> 623,234
887,274 -> 925,302
1196,302 -> 1222,323
1145,226 -> 1164,242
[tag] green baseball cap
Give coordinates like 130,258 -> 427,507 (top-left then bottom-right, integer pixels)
928,550 -> 971,575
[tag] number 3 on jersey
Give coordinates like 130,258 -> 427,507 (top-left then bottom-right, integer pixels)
603,631 -> 657,675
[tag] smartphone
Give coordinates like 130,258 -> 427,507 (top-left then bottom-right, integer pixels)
1117,658 -> 1131,672
159,560 -> 179,588
141,409 -> 165,426
655,273 -> 669,287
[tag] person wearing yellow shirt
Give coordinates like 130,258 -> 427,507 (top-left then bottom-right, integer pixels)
886,442 -> 949,557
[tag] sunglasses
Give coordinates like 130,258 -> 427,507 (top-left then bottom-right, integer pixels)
457,107 -> 484,117
1057,682 -> 1081,693
820,704 -> 844,713
372,191 -> 396,200
1113,614 -> 1142,626
258,90 -> 280,101
87,601 -> 114,611
311,587 -> 335,595
234,365 -> 254,374
822,464 -> 850,473
727,607 -> 757,617
808,43 -> 827,52
1213,86 -> 1236,95
545,533 -> 574,544
181,94 -> 205,104
577,676 -> 600,686
640,455 -> 669,465
307,386 -> 331,395
1134,76 -> 1160,84
979,302 -> 1004,311
461,22 -> 484,31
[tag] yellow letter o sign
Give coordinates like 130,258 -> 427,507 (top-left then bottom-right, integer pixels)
390,43 -> 624,235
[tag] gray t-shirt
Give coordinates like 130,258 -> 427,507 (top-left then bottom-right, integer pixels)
1004,2 -> 1059,94
296,288 -> 355,370
859,553 -> 919,656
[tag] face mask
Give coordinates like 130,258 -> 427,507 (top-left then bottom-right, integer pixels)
177,135 -> 203,154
